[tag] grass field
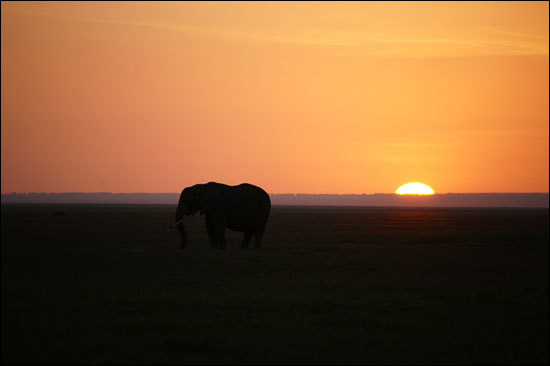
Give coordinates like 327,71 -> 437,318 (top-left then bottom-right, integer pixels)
1,204 -> 548,364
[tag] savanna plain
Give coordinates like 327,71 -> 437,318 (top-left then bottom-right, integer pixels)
1,204 -> 548,364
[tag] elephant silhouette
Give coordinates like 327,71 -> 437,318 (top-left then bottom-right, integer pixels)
168,182 -> 271,250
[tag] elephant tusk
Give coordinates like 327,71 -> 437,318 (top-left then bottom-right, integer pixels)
165,219 -> 183,230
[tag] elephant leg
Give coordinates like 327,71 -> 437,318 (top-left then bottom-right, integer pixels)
216,226 -> 227,249
177,223 -> 187,249
212,210 -> 226,249
241,232 -> 253,249
254,226 -> 265,249
205,213 -> 217,248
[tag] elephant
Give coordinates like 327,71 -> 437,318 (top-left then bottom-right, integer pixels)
168,182 -> 271,250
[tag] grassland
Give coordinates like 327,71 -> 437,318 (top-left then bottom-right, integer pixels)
1,204 -> 548,364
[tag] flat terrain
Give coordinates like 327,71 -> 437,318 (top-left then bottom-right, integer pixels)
1,205 -> 548,364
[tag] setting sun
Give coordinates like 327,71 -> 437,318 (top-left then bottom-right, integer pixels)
396,182 -> 435,195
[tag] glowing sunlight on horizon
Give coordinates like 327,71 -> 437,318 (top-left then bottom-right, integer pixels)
396,182 -> 435,195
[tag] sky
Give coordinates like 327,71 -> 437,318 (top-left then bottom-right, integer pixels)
1,1 -> 548,194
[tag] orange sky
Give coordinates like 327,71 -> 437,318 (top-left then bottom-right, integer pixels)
1,1 -> 548,194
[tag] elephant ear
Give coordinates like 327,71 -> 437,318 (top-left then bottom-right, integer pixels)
199,183 -> 222,215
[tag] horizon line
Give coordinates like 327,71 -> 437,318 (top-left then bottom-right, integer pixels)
2,192 -> 549,195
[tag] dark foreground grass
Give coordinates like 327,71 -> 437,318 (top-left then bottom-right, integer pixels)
1,204 -> 548,364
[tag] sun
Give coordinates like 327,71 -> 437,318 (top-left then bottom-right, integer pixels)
396,182 -> 435,195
